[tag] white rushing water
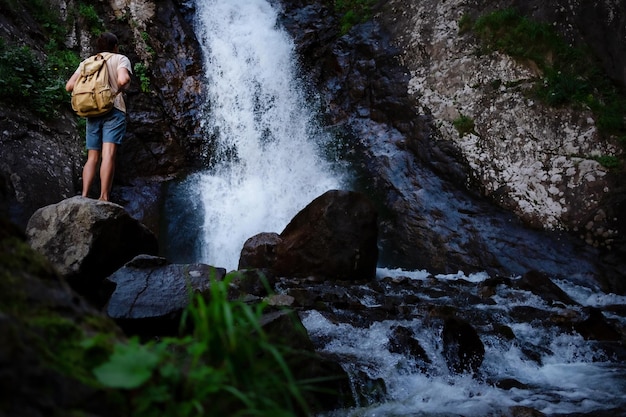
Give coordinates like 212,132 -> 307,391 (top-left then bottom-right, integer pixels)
303,269 -> 626,417
192,0 -> 343,271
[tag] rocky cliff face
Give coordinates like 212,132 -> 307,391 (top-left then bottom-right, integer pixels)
388,0 -> 623,244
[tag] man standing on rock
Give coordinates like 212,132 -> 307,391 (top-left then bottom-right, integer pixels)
65,32 -> 132,201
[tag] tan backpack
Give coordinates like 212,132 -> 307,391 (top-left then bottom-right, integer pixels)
71,53 -> 118,117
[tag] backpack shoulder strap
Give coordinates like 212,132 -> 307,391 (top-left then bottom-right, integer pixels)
82,54 -> 108,76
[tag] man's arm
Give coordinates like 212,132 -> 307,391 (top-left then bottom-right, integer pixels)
65,71 -> 80,92
117,67 -> 131,91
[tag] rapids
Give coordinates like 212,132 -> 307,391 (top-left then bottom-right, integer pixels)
300,268 -> 626,416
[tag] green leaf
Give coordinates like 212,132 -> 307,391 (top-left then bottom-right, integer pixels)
93,342 -> 160,389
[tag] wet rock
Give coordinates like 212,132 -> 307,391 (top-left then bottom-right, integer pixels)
105,255 -> 226,336
513,270 -> 577,306
521,344 -> 553,366
261,309 -> 315,351
273,190 -> 378,281
509,405 -> 547,417
353,369 -> 387,407
574,307 -> 622,342
388,325 -> 431,372
494,324 -> 516,341
228,268 -> 277,299
442,316 -> 485,375
495,378 -> 530,391
238,232 -> 282,270
25,196 -> 158,304
479,276 -> 513,299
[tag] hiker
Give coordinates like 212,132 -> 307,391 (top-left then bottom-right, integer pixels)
65,32 -> 132,201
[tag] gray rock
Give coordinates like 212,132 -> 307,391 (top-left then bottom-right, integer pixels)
105,255 -> 226,335
25,196 -> 158,302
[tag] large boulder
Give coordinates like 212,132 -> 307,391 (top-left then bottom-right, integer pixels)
25,196 -> 158,303
105,255 -> 226,336
240,190 -> 378,281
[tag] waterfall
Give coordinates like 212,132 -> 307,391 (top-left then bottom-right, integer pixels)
191,0 -> 343,270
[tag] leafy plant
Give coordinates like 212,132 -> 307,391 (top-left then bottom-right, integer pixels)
141,31 -> 156,57
453,114 -> 476,136
133,62 -> 151,93
93,273 -> 309,416
0,40 -> 76,118
78,3 -> 104,35
334,0 -> 378,34
458,14 -> 472,34
593,155 -> 621,170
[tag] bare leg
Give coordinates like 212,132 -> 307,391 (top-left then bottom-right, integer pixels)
82,149 -> 101,198
99,142 -> 118,201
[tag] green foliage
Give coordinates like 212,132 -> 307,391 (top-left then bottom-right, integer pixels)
93,274 -> 309,416
334,0 -> 378,34
133,62 -> 151,93
453,114 -> 476,136
0,39 -> 78,118
77,117 -> 87,140
78,3 -> 104,35
458,14 -> 472,34
473,8 -> 562,67
0,0 -> 67,43
593,155 -> 621,170
94,339 -> 160,389
141,31 -> 156,57
46,41 -> 81,74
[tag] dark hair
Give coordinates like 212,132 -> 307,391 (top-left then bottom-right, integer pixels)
96,32 -> 119,53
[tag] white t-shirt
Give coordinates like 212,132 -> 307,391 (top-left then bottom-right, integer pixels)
76,53 -> 133,112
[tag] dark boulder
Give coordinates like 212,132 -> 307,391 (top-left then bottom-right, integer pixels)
105,255 -> 226,336
388,325 -> 431,372
442,317 -> 485,375
0,217 -> 126,417
238,232 -> 282,270
573,307 -> 622,342
273,190 -> 378,281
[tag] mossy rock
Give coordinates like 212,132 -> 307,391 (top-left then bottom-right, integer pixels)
0,217 -> 127,417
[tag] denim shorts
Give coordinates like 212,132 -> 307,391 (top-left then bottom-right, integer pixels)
86,108 -> 127,150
